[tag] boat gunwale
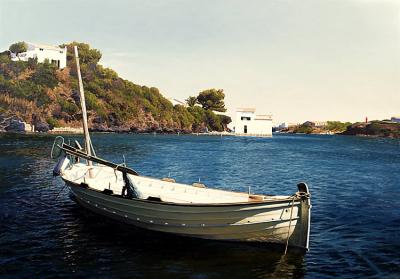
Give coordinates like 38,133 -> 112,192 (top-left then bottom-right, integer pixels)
64,178 -> 303,208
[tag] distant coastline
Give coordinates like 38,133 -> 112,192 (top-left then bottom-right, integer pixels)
2,121 -> 400,139
280,120 -> 400,139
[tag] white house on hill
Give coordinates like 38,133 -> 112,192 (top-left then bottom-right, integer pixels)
235,108 -> 273,137
11,42 -> 67,69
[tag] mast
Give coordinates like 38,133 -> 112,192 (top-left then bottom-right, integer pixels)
74,46 -> 93,164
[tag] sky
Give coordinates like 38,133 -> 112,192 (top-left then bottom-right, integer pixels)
1,0 -> 399,123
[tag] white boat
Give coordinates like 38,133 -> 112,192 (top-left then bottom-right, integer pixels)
52,46 -> 311,252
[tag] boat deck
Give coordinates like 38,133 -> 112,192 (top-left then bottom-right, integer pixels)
62,164 -> 292,204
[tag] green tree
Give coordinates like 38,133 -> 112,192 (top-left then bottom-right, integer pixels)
326,121 -> 352,132
0,51 -> 11,63
219,114 -> 232,130
185,96 -> 198,107
174,104 -> 194,129
197,89 -> 226,112
9,42 -> 27,54
294,124 -> 313,134
30,60 -> 58,88
58,98 -> 79,114
61,42 -> 102,65
46,117 -> 60,128
188,106 -> 206,131
205,110 -> 223,131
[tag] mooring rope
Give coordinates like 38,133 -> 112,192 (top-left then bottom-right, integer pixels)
284,194 -> 296,255
54,183 -> 68,202
89,137 -> 96,157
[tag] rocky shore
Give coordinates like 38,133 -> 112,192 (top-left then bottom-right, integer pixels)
0,113 -> 194,134
340,121 -> 400,138
0,114 -> 33,133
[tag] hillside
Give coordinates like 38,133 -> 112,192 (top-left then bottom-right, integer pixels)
340,121 -> 400,138
0,42 -> 231,133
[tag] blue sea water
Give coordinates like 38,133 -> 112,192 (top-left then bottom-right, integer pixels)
0,133 -> 399,278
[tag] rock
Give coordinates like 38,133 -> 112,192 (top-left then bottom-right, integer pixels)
60,112 -> 73,122
340,123 -> 367,136
341,121 -> 400,138
90,123 -> 110,132
34,121 -> 50,132
71,89 -> 80,104
5,118 -> 25,132
5,120 -> 24,132
0,114 -> 28,133
107,113 -> 122,126
93,116 -> 105,124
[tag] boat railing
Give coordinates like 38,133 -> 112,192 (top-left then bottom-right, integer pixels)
51,136 -> 139,176
63,143 -> 139,176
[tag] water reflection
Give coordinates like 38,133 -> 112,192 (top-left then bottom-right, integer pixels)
60,206 -> 306,279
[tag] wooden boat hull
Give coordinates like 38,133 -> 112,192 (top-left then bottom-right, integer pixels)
66,181 -> 311,250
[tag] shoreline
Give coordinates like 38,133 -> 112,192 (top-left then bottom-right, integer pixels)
1,129 -> 399,139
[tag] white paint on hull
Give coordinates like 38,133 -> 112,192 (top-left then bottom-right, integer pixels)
66,179 -> 311,249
